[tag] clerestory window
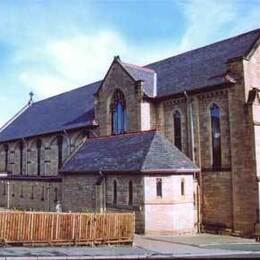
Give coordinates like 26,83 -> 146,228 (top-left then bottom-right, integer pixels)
111,90 -> 126,135
210,104 -> 221,169
173,111 -> 182,150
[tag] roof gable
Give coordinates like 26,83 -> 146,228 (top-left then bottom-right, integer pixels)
96,56 -> 136,96
121,62 -> 157,97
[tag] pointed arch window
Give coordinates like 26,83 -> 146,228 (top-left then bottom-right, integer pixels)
128,181 -> 133,206
19,141 -> 24,175
36,139 -> 42,176
210,104 -> 221,169
113,180 -> 117,205
174,111 -> 182,150
111,90 -> 126,135
57,136 -> 63,169
4,144 -> 9,172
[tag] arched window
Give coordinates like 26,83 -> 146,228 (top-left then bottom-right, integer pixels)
111,90 -> 126,135
4,144 -> 8,172
36,139 -> 42,176
174,111 -> 182,150
210,104 -> 221,169
181,178 -> 185,196
156,178 -> 162,197
41,186 -> 45,201
54,187 -> 58,202
113,180 -> 117,205
57,136 -> 63,169
19,141 -> 23,175
128,181 -> 133,206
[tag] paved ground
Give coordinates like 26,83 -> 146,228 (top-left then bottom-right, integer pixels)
134,233 -> 260,258
1,234 -> 260,259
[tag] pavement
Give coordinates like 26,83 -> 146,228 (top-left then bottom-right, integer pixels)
1,233 -> 260,259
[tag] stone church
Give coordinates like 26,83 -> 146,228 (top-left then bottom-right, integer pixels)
0,28 -> 259,236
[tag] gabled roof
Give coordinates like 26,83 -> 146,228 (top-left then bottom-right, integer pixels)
0,29 -> 259,142
60,130 -> 199,174
0,81 -> 101,142
145,28 -> 260,97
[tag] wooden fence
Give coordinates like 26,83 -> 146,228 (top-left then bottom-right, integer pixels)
0,211 -> 135,246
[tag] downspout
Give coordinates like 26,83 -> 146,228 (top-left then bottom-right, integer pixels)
185,91 -> 200,232
184,91 -> 195,162
96,170 -> 106,212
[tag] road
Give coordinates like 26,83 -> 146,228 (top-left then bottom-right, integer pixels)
1,233 -> 260,259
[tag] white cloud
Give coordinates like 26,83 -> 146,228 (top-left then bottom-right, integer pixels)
17,31 -> 127,98
14,0 -> 260,100
176,0 -> 260,52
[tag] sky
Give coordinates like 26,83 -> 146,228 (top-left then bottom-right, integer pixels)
0,0 -> 259,127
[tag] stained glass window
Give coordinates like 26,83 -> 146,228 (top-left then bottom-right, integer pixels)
210,104 -> 221,169
174,111 -> 182,150
111,90 -> 126,134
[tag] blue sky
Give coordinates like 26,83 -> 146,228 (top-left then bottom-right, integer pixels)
0,0 -> 259,127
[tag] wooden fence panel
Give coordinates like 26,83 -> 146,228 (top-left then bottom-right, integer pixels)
0,211 -> 135,246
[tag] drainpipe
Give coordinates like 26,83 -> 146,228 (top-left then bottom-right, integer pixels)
96,170 -> 106,212
185,91 -> 200,232
7,180 -> 10,209
103,172 -> 107,212
184,91 -> 195,162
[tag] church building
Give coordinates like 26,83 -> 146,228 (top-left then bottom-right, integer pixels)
0,28 -> 259,236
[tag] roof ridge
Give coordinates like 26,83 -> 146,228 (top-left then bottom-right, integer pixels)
32,80 -> 102,106
145,28 -> 260,67
87,129 -> 157,142
122,61 -> 156,73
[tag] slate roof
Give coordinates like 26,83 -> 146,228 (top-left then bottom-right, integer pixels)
0,29 -> 259,142
61,130 -> 199,174
121,62 -> 156,97
145,28 -> 260,97
0,81 -> 101,142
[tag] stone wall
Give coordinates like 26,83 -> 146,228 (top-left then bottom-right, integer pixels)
95,60 -> 155,136
0,128 -> 88,211
144,174 -> 196,235
242,43 -> 260,233
227,58 -> 258,236
201,171 -> 233,232
0,179 -> 61,211
105,175 -> 144,233
0,129 -> 86,176
163,97 -> 188,156
62,173 -> 145,233
62,174 -> 97,212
